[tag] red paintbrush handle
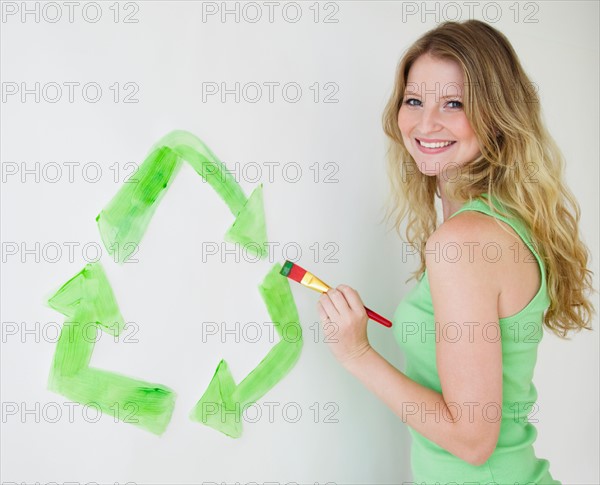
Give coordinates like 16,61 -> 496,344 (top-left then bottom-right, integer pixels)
364,306 -> 393,328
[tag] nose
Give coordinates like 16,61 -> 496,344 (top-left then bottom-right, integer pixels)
417,105 -> 443,134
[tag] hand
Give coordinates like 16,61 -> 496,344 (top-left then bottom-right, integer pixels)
316,284 -> 372,366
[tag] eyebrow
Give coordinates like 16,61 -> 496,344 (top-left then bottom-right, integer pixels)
403,92 -> 463,98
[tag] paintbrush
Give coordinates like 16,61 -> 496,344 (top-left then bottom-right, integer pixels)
279,260 -> 392,328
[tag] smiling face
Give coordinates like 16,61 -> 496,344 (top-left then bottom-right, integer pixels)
397,53 -> 481,178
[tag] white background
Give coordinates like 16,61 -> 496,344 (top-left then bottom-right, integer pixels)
1,1 -> 598,484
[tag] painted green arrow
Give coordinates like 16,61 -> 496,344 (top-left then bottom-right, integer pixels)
96,129 -> 268,263
47,262 -> 176,435
190,261 -> 302,438
48,130 -> 303,437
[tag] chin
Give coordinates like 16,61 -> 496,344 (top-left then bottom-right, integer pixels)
413,160 -> 442,176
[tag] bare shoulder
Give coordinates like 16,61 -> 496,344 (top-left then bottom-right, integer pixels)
435,209 -> 514,239
426,210 -> 515,271
426,210 -> 540,319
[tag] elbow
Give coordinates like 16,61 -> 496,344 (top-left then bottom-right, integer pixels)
462,436 -> 498,467
458,428 -> 499,467
465,445 -> 494,467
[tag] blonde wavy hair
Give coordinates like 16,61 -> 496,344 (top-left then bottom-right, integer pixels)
381,19 -> 596,339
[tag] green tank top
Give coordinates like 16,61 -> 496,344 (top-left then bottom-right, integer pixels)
393,193 -> 561,484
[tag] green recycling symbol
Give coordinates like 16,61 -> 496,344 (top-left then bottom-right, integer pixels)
47,130 -> 303,438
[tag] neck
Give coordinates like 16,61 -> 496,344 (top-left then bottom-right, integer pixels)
437,178 -> 464,222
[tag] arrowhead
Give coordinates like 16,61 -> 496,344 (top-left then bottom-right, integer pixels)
224,184 -> 268,260
189,359 -> 243,438
48,262 -> 124,335
47,262 -> 177,435
190,263 -> 303,438
97,131 -> 266,264
51,131 -> 298,438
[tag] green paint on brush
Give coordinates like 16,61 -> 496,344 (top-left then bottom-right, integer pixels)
47,263 -> 176,435
190,262 -> 303,438
280,260 -> 294,277
97,130 -> 268,263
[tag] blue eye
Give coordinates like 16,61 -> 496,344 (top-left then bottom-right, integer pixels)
447,100 -> 463,108
403,98 -> 421,106
402,98 -> 462,108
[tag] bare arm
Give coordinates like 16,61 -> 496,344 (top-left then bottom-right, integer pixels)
318,213 -> 503,466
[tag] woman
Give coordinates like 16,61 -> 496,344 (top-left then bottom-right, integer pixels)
316,19 -> 595,484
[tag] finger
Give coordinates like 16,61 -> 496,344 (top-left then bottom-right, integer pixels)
337,285 -> 366,313
317,301 -> 339,340
316,301 -> 330,322
318,292 -> 341,321
326,287 -> 351,314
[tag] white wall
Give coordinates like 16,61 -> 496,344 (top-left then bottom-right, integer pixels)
1,1 -> 597,483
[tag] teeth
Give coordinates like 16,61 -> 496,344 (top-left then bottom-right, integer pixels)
418,139 -> 454,148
